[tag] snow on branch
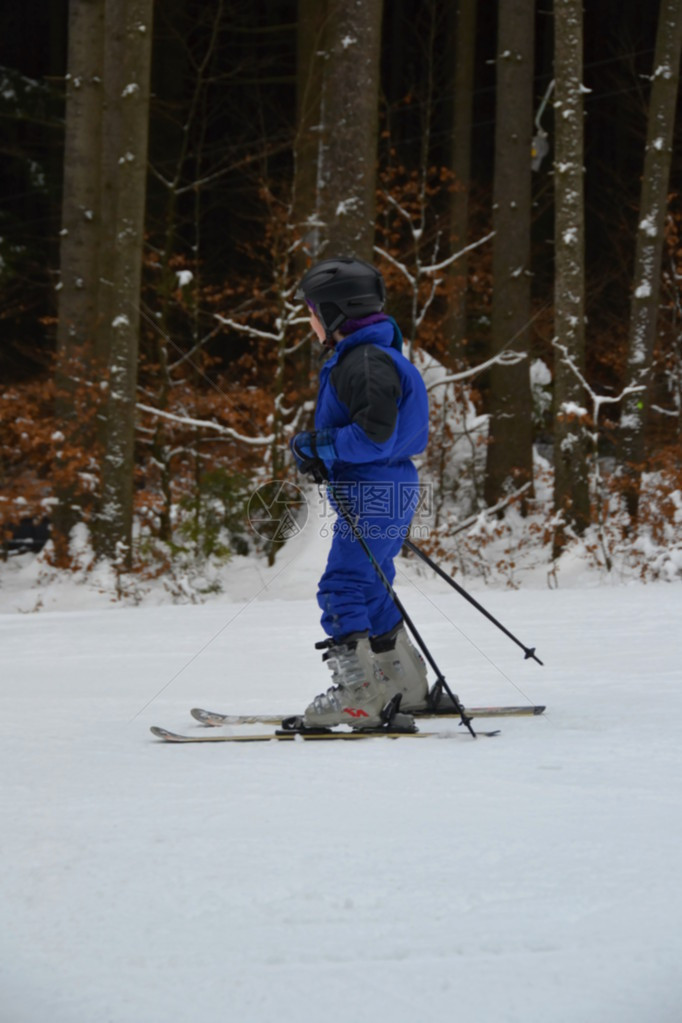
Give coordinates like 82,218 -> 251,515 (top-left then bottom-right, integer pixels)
651,403 -> 679,417
374,231 -> 495,285
382,192 -> 414,225
420,230 -> 496,274
375,227 -> 496,361
552,338 -> 645,416
136,402 -> 274,446
215,314 -> 280,342
373,245 -> 416,287
283,335 -> 310,357
426,350 -> 527,391
415,276 -> 442,331
447,481 -> 533,538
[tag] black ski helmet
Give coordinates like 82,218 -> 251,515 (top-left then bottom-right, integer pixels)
296,257 -> 386,335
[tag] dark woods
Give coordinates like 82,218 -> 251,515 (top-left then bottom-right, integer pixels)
1,0 -> 681,584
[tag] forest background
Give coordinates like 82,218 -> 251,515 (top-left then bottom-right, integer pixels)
1,0 -> 682,601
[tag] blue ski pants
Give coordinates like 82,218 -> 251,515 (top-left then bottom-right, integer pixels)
317,462 -> 420,640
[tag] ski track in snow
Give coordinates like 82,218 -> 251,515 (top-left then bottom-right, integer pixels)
1,585 -> 681,1022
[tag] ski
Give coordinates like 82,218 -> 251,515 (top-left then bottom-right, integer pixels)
150,725 -> 501,744
190,704 -> 545,727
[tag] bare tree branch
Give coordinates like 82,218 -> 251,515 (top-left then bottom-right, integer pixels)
214,314 -> 281,342
425,349 -> 527,391
137,402 -> 274,446
421,229 -> 495,274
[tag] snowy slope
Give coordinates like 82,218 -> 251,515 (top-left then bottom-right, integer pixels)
1,573 -> 682,1022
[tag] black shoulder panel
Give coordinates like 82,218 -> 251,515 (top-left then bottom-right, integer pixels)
331,345 -> 402,444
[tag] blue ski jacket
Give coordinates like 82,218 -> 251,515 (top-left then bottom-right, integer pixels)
314,317 -> 429,480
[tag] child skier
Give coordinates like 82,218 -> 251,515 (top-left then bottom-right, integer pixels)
291,257 -> 431,730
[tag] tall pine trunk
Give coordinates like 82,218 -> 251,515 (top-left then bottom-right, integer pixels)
552,0 -> 589,548
318,0 -> 384,260
96,0 -> 154,567
292,0 -> 328,269
53,0 -> 105,559
619,0 -> 682,518
447,0 -> 477,362
484,0 -> 535,508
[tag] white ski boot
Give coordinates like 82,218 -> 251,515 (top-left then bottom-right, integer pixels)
370,622 -> 429,711
304,632 -> 390,729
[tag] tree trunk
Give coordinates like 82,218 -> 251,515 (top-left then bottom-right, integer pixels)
484,0 -> 535,508
95,0 -> 125,370
96,0 -> 154,567
291,0 -> 328,269
620,0 -> 682,518
56,0 -> 104,362
447,0 -> 477,362
318,0 -> 384,260
552,0 -> 589,547
53,0 -> 105,558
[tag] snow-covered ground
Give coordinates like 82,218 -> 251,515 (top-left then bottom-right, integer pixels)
1,513 -> 681,1023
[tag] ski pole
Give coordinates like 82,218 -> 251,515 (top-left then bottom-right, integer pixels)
316,469 -> 477,738
403,538 -> 543,665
